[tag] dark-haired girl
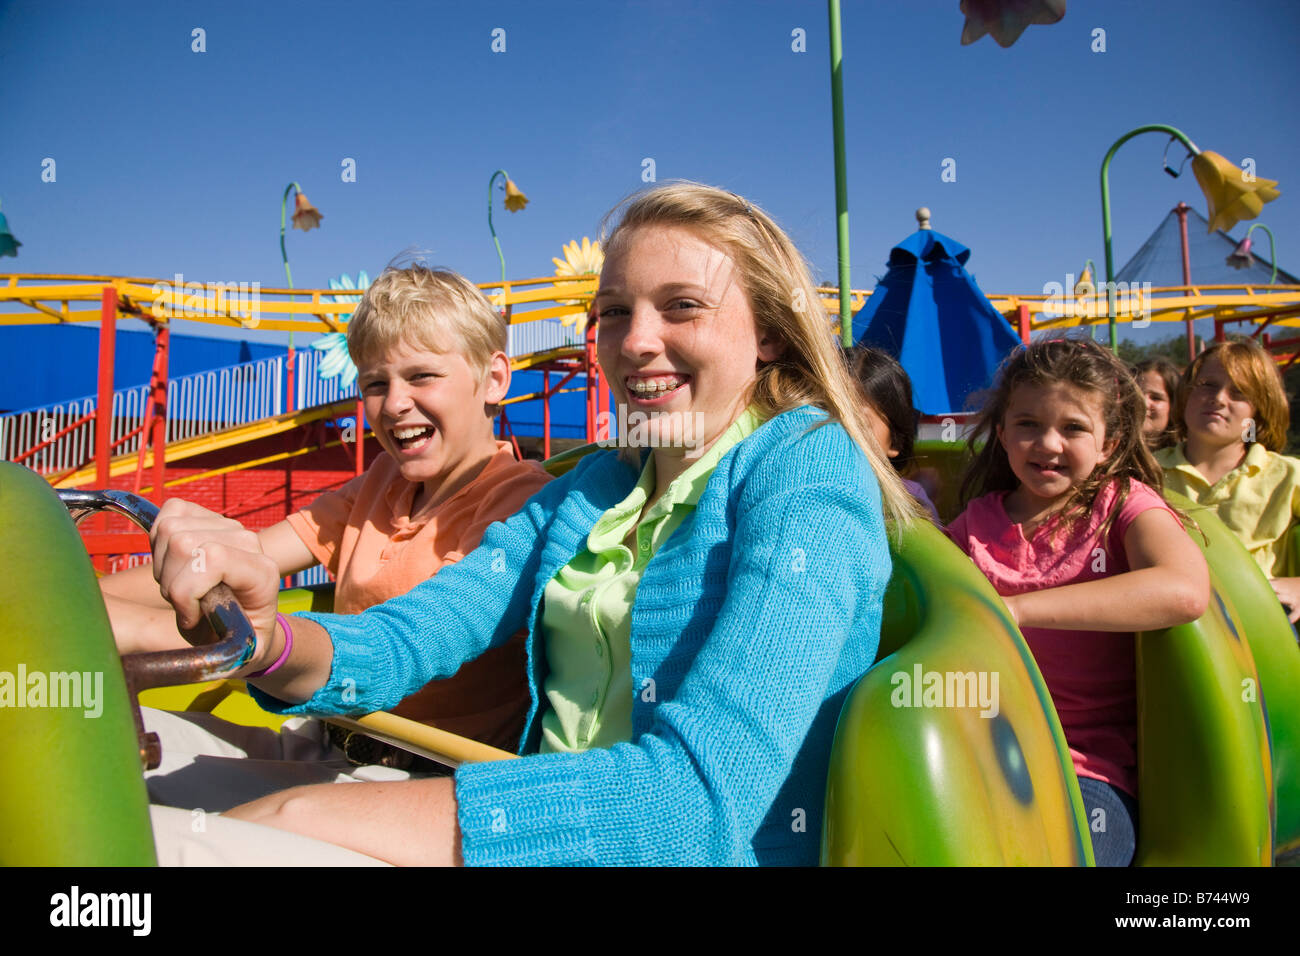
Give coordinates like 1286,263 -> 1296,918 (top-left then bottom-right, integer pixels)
848,346 -> 940,522
1131,357 -> 1181,450
947,337 -> 1209,865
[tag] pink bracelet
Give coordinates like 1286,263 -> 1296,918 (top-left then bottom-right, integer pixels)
248,613 -> 294,678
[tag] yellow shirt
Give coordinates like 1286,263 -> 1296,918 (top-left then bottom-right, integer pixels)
1157,442 -> 1300,578
537,407 -> 765,753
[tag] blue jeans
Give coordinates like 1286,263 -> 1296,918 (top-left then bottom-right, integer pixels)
1078,776 -> 1138,867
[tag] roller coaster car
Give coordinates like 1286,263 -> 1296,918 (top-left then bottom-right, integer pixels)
1,453 -> 1297,866
826,500 -> 1297,866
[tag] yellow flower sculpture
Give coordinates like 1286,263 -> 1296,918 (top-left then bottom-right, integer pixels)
552,237 -> 604,329
503,179 -> 529,212
1192,150 -> 1280,234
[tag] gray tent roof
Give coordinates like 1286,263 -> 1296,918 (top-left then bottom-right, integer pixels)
1115,207 -> 1297,287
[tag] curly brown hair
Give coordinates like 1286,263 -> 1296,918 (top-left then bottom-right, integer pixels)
961,336 -> 1166,539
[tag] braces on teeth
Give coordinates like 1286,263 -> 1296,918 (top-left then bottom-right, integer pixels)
628,378 -> 686,394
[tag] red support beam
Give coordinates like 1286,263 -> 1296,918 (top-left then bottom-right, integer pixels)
1260,333 -> 1300,355
130,388 -> 154,496
150,323 -> 170,503
81,532 -> 151,555
497,406 -> 523,461
592,307 -> 609,439
95,286 -> 117,489
541,366 -> 580,393
92,286 -> 118,572
354,397 -> 365,476
543,368 -> 551,460
1175,203 -> 1195,362
286,345 -> 296,414
597,359 -> 609,436
584,321 -> 597,442
1016,303 -> 1031,345
132,323 -> 170,501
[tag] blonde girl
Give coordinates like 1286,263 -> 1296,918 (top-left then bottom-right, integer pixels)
144,182 -> 915,866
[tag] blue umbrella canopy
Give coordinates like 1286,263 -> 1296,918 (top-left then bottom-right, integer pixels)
852,223 -> 1020,415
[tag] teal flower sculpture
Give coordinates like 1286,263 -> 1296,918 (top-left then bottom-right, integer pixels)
311,271 -> 370,391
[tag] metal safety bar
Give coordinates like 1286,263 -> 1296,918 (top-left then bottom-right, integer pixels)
57,488 -> 258,769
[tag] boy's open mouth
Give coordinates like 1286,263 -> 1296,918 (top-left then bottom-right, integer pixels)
391,424 -> 436,451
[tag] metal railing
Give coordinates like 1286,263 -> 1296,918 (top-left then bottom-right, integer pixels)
0,349 -> 361,475
0,314 -> 590,475
0,395 -> 98,474
509,317 -> 584,357
292,564 -> 333,588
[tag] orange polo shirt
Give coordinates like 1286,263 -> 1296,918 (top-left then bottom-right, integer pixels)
285,442 -> 551,751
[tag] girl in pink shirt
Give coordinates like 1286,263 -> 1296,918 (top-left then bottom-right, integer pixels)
946,338 -> 1209,866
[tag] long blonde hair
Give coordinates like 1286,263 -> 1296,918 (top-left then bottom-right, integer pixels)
599,182 -> 919,525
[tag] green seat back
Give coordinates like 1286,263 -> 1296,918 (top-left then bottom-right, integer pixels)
0,462 -> 156,865
822,519 -> 1093,865
1140,493 -> 1294,865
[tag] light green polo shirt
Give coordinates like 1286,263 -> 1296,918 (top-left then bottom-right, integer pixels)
538,406 -> 766,753
1157,441 -> 1300,578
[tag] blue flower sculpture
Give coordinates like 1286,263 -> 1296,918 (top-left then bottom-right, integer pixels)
311,270 -> 370,390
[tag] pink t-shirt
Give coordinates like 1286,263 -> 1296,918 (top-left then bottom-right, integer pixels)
946,479 -> 1178,798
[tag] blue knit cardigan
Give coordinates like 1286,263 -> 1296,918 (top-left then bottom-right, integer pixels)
256,404 -> 891,865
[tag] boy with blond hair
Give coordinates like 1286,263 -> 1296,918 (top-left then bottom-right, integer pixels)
101,265 -> 550,802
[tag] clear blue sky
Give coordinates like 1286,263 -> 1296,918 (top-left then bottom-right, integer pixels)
2,0 -> 1296,344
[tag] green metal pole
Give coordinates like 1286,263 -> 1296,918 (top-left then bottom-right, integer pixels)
828,0 -> 852,348
279,181 -> 300,291
1100,124 -> 1200,353
280,181 -> 301,412
1246,223 -> 1279,285
488,169 -> 509,296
